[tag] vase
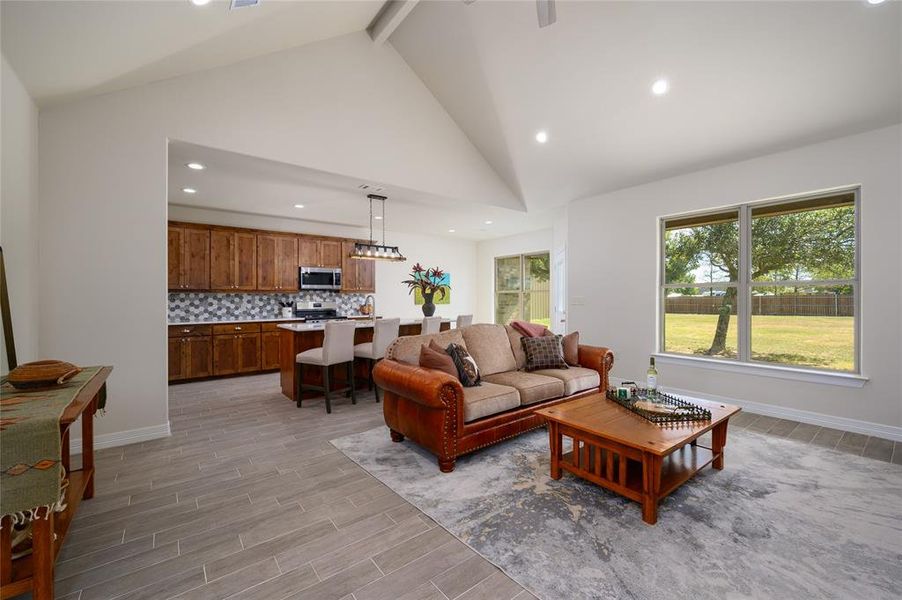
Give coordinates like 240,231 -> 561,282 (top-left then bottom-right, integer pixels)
421,291 -> 436,317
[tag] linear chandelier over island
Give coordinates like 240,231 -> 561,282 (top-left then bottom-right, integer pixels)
350,194 -> 407,262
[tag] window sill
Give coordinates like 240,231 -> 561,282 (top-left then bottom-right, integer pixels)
653,353 -> 868,388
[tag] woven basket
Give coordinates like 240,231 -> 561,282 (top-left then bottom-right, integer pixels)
7,360 -> 82,390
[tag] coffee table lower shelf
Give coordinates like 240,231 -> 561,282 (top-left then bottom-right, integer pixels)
560,443 -> 716,504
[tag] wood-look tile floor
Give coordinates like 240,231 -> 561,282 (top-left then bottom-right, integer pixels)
38,374 -> 899,600
48,374 -> 533,600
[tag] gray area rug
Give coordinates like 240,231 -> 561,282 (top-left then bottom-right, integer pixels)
331,425 -> 902,600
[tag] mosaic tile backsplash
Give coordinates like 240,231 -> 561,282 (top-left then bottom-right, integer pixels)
168,292 -> 369,323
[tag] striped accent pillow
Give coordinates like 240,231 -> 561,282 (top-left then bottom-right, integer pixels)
446,343 -> 481,387
521,335 -> 568,372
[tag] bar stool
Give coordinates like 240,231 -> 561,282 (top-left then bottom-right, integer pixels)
456,314 -> 473,329
295,320 -> 357,414
353,318 -> 400,403
422,316 -> 442,335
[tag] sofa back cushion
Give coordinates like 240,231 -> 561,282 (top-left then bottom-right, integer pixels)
387,329 -> 466,365
460,324 -> 518,376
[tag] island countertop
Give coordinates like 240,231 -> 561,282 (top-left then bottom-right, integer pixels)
277,318 -> 453,333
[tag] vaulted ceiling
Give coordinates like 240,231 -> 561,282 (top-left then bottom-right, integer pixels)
3,0 -> 900,232
389,0 -> 902,210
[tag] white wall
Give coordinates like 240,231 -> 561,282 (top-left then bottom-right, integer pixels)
475,229 -> 553,325
1,56 -> 39,373
168,205 -> 477,320
38,32 -> 508,445
569,125 -> 902,433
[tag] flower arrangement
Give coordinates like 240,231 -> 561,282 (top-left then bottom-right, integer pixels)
402,263 -> 449,301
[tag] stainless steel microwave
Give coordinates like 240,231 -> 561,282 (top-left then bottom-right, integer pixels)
299,267 -> 342,291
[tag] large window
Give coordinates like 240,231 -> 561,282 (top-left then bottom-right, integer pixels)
495,253 -> 551,326
660,188 -> 858,373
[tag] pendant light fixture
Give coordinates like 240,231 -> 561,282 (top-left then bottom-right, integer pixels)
350,194 -> 406,262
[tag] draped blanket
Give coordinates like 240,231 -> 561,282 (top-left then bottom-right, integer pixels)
0,366 -> 105,524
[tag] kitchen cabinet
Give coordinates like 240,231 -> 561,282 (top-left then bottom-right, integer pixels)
213,323 -> 261,375
168,326 -> 213,381
298,236 -> 343,268
262,323 -> 283,370
211,229 -> 256,291
168,225 -> 210,290
257,234 -> 299,291
340,241 -> 376,293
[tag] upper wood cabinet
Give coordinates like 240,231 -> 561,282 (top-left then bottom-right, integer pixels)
257,234 -> 299,291
168,225 -> 210,291
340,241 -> 375,293
298,236 -> 343,268
211,229 -> 256,291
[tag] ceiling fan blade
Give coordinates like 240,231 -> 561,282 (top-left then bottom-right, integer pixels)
536,0 -> 556,28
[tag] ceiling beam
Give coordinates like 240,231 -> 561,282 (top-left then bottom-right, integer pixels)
367,0 -> 420,46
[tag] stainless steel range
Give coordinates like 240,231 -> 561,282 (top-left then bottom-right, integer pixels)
294,301 -> 346,323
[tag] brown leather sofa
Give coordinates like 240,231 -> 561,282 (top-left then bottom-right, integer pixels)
373,324 -> 614,472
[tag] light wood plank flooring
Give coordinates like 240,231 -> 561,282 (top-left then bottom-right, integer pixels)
47,374 -> 532,600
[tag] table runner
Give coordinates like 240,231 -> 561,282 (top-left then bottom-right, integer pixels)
0,366 -> 104,524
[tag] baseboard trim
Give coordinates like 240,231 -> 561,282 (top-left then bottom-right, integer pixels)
609,377 -> 902,442
70,422 -> 171,455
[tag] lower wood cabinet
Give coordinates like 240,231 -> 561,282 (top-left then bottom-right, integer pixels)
213,333 -> 261,375
168,335 -> 213,381
169,322 -> 287,382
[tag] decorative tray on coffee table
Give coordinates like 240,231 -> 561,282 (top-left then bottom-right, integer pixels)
605,388 -> 712,425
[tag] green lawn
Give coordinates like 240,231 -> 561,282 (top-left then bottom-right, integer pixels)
664,314 -> 854,371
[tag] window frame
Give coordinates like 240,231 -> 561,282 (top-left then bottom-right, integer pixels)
494,251 -> 551,326
657,185 -> 861,376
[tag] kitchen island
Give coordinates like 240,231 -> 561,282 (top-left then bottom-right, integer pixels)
278,318 -> 452,401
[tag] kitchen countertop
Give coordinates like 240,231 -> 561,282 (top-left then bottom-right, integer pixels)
277,318 -> 453,332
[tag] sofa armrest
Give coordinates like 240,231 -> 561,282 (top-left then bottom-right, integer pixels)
577,345 -> 614,392
373,359 -> 464,410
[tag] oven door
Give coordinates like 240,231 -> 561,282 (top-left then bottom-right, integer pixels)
299,267 -> 340,290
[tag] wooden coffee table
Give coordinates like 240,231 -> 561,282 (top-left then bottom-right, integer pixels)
536,393 -> 740,525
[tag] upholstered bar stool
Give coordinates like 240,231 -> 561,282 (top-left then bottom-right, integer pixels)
422,316 -> 442,335
295,320 -> 357,414
353,318 -> 400,402
456,314 -> 473,329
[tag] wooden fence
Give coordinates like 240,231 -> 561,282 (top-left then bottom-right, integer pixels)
665,294 -> 853,317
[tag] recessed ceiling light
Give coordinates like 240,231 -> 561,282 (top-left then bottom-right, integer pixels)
294,204 -> 305,209
652,78 -> 669,96
535,130 -> 548,144
448,229 -> 456,233
484,220 -> 493,225
185,162 -> 205,170
182,187 -> 197,194
189,0 -> 211,6
867,0 -> 886,4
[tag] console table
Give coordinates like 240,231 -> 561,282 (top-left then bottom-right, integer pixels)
0,366 -> 112,600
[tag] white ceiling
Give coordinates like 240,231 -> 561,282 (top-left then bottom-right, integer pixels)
390,0 -> 902,210
1,0 -> 383,106
168,140 -> 553,241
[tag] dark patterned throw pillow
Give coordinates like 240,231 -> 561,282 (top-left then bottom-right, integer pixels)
446,343 -> 481,387
521,335 -> 569,372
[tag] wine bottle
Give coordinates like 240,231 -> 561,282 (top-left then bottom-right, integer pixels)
646,357 -> 658,398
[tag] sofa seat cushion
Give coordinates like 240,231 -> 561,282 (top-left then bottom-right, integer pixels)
482,371 -> 565,406
461,324 -> 518,376
533,367 -> 600,396
462,382 -> 520,422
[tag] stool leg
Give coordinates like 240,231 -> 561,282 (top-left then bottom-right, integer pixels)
374,358 -> 381,403
323,366 -> 332,414
295,363 -> 303,408
368,359 -> 374,391
348,362 -> 356,404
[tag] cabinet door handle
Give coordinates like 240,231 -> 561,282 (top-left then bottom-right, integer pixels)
182,329 -> 191,333
235,326 -> 242,331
